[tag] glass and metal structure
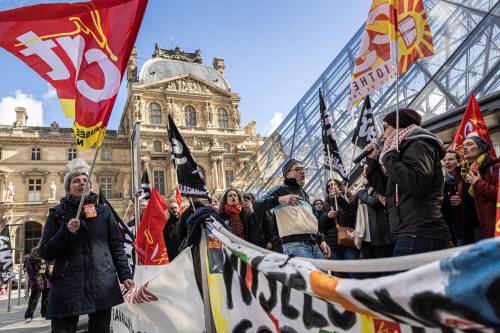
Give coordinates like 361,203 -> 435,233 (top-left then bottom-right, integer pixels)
242,0 -> 500,199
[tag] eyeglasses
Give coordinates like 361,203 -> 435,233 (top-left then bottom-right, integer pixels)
290,167 -> 306,173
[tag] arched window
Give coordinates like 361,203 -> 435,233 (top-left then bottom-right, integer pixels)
149,102 -> 162,124
218,108 -> 229,128
185,105 -> 197,127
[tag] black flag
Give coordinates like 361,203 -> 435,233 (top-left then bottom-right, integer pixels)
352,96 -> 377,149
319,89 -> 347,181
98,191 -> 135,274
0,226 -> 15,284
168,114 -> 210,198
138,167 -> 150,200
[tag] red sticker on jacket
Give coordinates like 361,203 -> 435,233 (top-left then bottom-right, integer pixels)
83,204 -> 97,218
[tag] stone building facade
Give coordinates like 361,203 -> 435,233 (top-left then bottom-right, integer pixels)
0,45 -> 264,263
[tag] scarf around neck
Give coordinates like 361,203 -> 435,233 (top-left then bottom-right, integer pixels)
224,204 -> 244,239
379,124 -> 419,164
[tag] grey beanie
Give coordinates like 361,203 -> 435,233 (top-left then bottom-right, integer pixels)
63,158 -> 90,192
282,158 -> 301,177
466,132 -> 490,154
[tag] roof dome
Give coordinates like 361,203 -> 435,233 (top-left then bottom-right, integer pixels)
138,58 -> 230,91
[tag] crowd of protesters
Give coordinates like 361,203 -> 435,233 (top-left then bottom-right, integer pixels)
158,108 -> 498,271
27,108 -> 497,332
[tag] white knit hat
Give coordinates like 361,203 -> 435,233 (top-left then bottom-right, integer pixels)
63,158 -> 90,192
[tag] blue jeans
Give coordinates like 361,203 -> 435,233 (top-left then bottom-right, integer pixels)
330,247 -> 359,278
282,241 -> 324,259
393,236 -> 451,257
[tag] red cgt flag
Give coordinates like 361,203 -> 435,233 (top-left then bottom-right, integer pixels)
0,0 -> 147,150
452,91 -> 496,158
134,187 -> 169,265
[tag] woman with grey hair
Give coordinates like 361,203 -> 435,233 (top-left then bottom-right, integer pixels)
39,159 -> 134,333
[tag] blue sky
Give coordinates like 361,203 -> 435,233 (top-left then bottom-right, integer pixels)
0,0 -> 370,135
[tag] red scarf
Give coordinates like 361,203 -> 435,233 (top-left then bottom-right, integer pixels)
224,204 -> 244,239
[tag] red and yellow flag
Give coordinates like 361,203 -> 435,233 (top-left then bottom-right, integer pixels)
452,91 -> 497,158
0,0 -> 147,150
348,0 -> 434,109
135,187 -> 169,265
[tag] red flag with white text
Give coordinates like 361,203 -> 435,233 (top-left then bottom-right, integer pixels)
0,0 -> 147,150
452,91 -> 496,158
134,187 -> 169,265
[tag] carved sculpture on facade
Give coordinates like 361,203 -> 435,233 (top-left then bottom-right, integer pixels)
232,103 -> 241,128
50,121 -> 60,130
123,178 -> 130,199
49,181 -> 57,201
133,97 -> 143,121
166,78 -> 211,95
166,98 -> 182,125
12,120 -> 23,128
204,102 -> 214,127
5,182 -> 14,202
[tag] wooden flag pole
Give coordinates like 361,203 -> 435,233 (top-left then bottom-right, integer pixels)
326,144 -> 339,211
75,146 -> 100,219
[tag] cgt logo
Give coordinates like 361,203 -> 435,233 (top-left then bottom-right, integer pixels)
14,6 -> 120,104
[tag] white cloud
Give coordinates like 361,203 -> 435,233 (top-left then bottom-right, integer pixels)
262,112 -> 283,136
0,90 -> 44,126
43,84 -> 57,101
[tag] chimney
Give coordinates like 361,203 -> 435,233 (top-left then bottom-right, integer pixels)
213,57 -> 225,76
15,107 -> 28,126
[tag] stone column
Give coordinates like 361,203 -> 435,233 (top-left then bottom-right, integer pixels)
218,157 -> 226,190
211,158 -> 219,190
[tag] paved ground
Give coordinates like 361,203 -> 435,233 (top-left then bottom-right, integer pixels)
0,289 -> 87,333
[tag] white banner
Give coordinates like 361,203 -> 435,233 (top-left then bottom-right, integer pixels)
111,248 -> 205,333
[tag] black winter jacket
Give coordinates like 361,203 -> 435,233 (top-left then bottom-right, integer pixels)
39,193 -> 132,319
366,127 -> 451,241
319,195 -> 356,249
357,187 -> 392,246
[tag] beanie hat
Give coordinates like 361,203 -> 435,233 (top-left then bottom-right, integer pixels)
282,158 -> 301,177
466,132 -> 490,154
63,158 -> 90,192
383,108 -> 422,129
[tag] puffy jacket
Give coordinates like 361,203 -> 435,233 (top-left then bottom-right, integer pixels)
357,187 -> 392,246
39,193 -> 132,319
254,178 -> 324,244
366,127 -> 451,241
471,157 -> 499,238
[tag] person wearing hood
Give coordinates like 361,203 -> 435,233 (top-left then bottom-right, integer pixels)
364,109 -> 452,256
254,159 -> 331,259
39,159 -> 134,333
461,133 -> 499,239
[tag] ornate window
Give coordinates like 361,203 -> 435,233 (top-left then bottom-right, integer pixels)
101,149 -> 112,161
149,102 -> 162,124
68,148 -> 77,161
27,178 -> 42,201
218,108 -> 229,128
153,140 -> 162,152
223,143 -> 231,153
31,148 -> 41,160
185,105 -> 197,127
153,170 -> 165,195
100,177 -> 113,199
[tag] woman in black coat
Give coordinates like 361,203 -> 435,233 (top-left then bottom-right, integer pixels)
319,179 -> 359,277
40,163 -> 133,333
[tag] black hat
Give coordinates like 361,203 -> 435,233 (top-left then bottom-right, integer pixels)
383,108 -> 422,129
282,158 -> 301,177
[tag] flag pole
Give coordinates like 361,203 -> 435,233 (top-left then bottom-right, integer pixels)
326,144 -> 339,211
121,199 -> 134,222
345,134 -> 360,197
75,146 -> 101,219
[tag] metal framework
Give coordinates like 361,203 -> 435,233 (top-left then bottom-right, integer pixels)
242,0 -> 500,199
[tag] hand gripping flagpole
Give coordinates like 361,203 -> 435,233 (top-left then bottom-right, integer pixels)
75,146 -> 101,219
325,144 -> 339,211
